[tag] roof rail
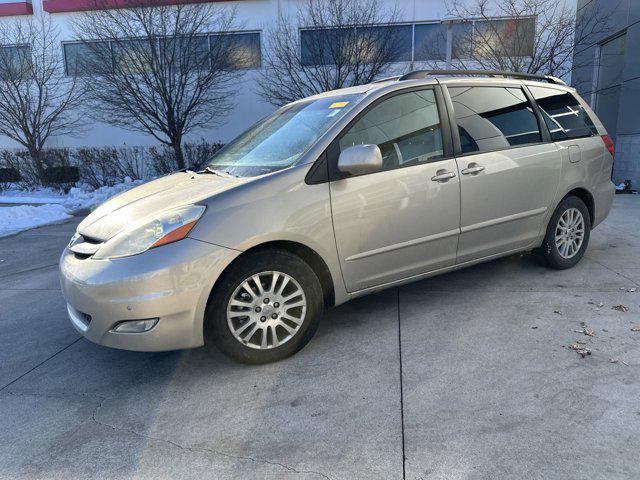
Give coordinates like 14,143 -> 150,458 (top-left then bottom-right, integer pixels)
397,69 -> 566,85
371,75 -> 402,83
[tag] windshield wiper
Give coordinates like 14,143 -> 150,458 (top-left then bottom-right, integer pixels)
200,166 -> 238,178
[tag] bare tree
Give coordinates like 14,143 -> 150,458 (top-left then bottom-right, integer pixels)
72,1 -> 243,169
259,0 -> 404,106
0,16 -> 84,180
417,0 -> 610,80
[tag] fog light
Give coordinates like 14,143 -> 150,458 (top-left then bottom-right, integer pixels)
112,318 -> 159,333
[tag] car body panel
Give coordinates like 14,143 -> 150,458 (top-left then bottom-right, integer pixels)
330,159 -> 460,291
455,143 -> 561,263
60,238 -> 240,351
78,172 -> 249,241
189,163 -> 349,305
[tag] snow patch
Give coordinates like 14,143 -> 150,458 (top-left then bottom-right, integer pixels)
0,177 -> 144,237
0,204 -> 72,238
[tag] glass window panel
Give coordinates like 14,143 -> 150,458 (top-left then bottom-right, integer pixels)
160,35 -> 210,70
211,32 -> 261,70
0,45 -> 31,79
451,21 -> 474,59
340,89 -> 443,172
449,86 -> 542,153
529,86 -> 598,141
597,34 -> 625,91
414,23 -> 447,61
63,42 -> 112,76
594,85 -> 620,140
112,39 -> 155,73
301,28 -> 354,66
207,93 -> 362,176
474,18 -> 535,57
356,25 -> 412,62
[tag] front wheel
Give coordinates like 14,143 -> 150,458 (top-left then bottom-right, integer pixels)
205,249 -> 323,364
536,196 -> 591,269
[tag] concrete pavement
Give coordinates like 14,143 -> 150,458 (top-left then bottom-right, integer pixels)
1,196 -> 639,479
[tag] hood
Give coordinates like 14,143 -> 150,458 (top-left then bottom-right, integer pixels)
77,172 -> 248,241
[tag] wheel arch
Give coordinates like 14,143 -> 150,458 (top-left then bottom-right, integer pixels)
206,240 -> 336,310
562,187 -> 595,226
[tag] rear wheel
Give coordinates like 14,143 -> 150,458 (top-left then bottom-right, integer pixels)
206,249 -> 323,364
536,196 -> 591,269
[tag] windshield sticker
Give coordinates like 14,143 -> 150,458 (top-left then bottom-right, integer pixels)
329,101 -> 349,109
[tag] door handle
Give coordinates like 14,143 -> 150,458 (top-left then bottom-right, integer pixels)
430,170 -> 456,182
461,163 -> 485,175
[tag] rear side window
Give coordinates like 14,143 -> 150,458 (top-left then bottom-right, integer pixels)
448,86 -> 542,154
339,89 -> 444,172
528,86 -> 598,141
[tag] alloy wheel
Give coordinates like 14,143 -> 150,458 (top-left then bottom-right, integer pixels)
555,207 -> 585,259
226,271 -> 307,350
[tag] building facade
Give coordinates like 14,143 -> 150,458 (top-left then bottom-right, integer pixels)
0,0 -> 575,151
572,0 -> 640,187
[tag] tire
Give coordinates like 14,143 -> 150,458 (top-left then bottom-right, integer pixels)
205,248 -> 323,364
536,196 -> 591,270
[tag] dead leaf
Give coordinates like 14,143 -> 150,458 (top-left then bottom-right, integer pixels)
613,305 -> 630,312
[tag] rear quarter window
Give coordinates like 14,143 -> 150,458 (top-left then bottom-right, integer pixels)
528,86 -> 598,141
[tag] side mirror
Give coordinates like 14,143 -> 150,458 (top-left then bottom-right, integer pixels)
337,144 -> 382,176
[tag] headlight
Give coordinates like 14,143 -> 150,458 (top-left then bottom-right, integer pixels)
94,204 -> 206,259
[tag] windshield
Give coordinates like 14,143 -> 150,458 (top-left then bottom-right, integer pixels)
205,94 -> 363,177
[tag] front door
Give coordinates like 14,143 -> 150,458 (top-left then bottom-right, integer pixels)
329,88 -> 461,292
445,85 -> 561,263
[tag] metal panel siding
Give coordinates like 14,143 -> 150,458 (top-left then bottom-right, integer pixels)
0,0 -> 32,15
43,0 -> 236,13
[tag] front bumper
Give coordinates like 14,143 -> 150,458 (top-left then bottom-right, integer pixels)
59,238 -> 239,351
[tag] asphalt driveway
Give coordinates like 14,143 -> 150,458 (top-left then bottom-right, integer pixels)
1,196 -> 639,480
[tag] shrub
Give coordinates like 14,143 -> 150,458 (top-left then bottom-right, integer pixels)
0,140 -> 224,191
150,140 -> 224,175
43,166 -> 80,192
75,147 -> 119,190
0,167 -> 20,183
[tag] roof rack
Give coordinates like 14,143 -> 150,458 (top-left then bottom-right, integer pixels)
397,69 -> 566,85
371,75 -> 402,83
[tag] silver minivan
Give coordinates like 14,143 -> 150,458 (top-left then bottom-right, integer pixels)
60,70 -> 615,363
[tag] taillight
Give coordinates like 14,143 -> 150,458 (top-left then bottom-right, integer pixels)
601,135 -> 615,157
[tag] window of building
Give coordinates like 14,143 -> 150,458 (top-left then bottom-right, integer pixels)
63,32 -> 261,76
0,45 -> 31,79
160,36 -> 211,70
593,33 -> 626,140
451,21 -> 474,59
211,32 -> 261,69
473,18 -> 535,58
112,39 -> 155,73
300,16 -> 536,67
448,86 -> 542,154
357,25 -> 412,63
528,86 -> 598,141
64,41 -> 111,76
301,28 -> 351,66
414,23 -> 447,61
301,25 -> 411,66
339,89 -> 443,172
